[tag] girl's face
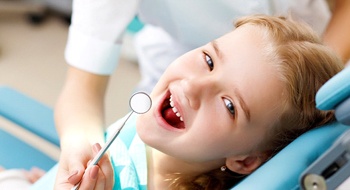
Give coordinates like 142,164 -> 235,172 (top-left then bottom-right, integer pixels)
137,25 -> 286,167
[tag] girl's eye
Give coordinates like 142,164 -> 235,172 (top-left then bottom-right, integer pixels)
205,53 -> 214,71
224,98 -> 236,116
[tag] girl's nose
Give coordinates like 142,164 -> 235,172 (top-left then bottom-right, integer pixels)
182,76 -> 218,109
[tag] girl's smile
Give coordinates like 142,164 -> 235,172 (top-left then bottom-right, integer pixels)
157,90 -> 186,131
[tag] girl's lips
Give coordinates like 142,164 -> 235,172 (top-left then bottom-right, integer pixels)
156,91 -> 185,131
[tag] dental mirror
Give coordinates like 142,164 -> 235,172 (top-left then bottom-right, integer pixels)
129,91 -> 152,114
72,92 -> 152,190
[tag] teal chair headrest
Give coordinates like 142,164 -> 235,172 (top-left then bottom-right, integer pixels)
316,66 -> 350,110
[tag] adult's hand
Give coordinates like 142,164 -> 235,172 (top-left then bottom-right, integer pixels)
54,143 -> 114,190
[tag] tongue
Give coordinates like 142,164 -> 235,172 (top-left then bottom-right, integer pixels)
162,107 -> 184,128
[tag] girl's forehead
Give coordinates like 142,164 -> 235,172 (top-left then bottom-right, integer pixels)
222,28 -> 270,61
221,24 -> 263,39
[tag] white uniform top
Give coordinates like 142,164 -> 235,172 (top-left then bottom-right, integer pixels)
65,0 -> 331,91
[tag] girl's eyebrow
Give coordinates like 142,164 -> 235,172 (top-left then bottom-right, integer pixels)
234,87 -> 251,122
211,40 -> 224,61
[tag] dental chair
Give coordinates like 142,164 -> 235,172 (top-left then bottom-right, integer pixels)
0,66 -> 349,189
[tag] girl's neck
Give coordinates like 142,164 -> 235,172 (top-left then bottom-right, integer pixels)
146,146 -> 223,189
146,146 -> 179,189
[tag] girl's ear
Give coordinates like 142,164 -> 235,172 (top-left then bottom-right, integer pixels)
225,153 -> 268,175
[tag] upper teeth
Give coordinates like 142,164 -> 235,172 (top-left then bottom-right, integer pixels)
170,95 -> 183,121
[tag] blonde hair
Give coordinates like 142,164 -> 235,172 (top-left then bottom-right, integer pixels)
169,15 -> 344,189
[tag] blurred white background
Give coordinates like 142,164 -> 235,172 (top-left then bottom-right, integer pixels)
0,1 -> 141,125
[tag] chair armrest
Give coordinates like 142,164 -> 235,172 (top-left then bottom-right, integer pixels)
0,86 -> 59,146
0,128 -> 57,171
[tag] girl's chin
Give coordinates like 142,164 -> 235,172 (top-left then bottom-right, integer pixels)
136,114 -> 153,141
